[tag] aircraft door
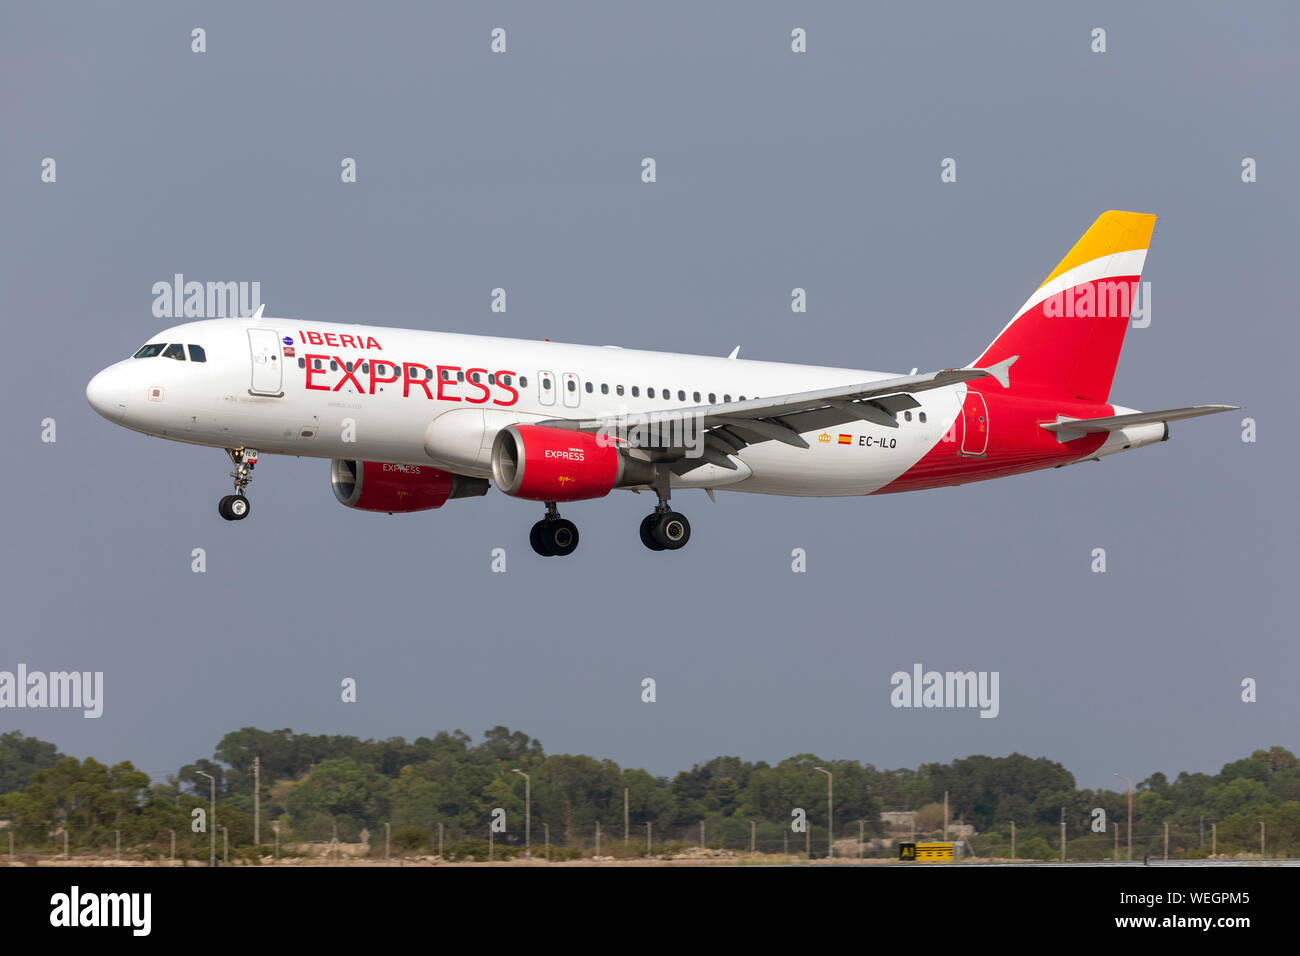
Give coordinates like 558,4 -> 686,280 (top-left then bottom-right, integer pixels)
562,372 -> 580,408
538,370 -> 556,406
247,329 -> 284,396
960,390 -> 988,456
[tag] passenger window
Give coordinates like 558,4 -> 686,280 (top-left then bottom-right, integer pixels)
647,387 -> 656,398
133,343 -> 167,359
361,362 -> 369,374
441,368 -> 451,380
500,374 -> 511,386
904,411 -> 912,421
470,372 -> 480,383
708,393 -> 716,403
567,379 -> 576,392
739,395 -> 746,401
919,412 -> 927,423
679,390 -> 686,401
330,360 -> 338,371
693,391 -> 700,403
457,371 -> 465,382
543,378 -> 552,390
520,376 -> 528,387
601,384 -> 609,394
163,343 -> 186,361
616,385 -> 624,396
488,373 -> 496,385
723,394 -> 731,403
298,357 -> 306,369
345,361 -> 353,372
585,382 -> 593,393
426,368 -> 434,380
188,345 -> 207,363
631,386 -> 639,397
313,359 -> 322,370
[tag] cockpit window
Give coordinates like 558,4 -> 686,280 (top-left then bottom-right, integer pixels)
133,343 -> 167,359
162,343 -> 186,361
188,344 -> 207,363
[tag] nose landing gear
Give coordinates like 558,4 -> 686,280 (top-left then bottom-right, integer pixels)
529,501 -> 579,556
218,447 -> 258,521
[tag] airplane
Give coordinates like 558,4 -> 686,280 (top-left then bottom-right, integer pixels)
86,211 -> 1236,556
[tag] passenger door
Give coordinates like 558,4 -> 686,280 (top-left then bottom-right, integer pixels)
959,390 -> 988,456
247,329 -> 284,396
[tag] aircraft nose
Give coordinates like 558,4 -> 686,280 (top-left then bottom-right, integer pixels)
86,365 -> 129,421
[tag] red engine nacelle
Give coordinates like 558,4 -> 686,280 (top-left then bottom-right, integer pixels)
330,460 -> 488,513
491,424 -> 652,502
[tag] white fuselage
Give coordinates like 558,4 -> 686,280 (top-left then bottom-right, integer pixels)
87,317 -> 967,497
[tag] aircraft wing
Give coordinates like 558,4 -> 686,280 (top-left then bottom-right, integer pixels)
538,357 -> 1017,471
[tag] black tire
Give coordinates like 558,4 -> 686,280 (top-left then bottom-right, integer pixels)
547,518 -> 579,557
652,511 -> 690,550
639,514 -> 666,551
218,494 -> 249,521
529,521 -> 553,556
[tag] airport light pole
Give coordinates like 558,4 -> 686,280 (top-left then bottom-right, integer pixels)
196,770 -> 216,867
1113,773 -> 1132,862
512,769 -> 531,860
814,767 -> 833,859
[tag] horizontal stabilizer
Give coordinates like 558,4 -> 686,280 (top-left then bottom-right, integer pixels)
1040,405 -> 1239,436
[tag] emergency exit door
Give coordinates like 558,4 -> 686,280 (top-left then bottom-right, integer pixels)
562,372 -> 581,408
537,370 -> 556,405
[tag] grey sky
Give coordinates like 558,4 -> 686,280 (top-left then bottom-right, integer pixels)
1,2 -> 1295,793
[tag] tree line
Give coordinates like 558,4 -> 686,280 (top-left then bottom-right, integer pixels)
0,728 -> 1296,860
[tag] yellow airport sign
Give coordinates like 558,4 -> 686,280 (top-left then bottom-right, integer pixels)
899,841 -> 955,862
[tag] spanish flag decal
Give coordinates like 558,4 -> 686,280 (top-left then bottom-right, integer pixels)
838,434 -> 852,445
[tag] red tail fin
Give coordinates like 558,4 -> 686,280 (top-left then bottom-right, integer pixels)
974,211 -> 1156,402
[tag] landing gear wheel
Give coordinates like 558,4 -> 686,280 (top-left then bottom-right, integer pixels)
218,494 -> 250,521
651,511 -> 690,550
545,518 -> 579,557
639,514 -> 666,551
530,519 -> 579,556
529,521 -> 554,556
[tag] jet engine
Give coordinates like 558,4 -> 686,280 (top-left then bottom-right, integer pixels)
491,424 -> 654,502
330,460 -> 488,513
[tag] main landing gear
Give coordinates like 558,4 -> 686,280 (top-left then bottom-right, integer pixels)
639,507 -> 690,551
526,482 -> 692,557
218,447 -> 257,521
530,502 -> 579,557
639,476 -> 690,551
